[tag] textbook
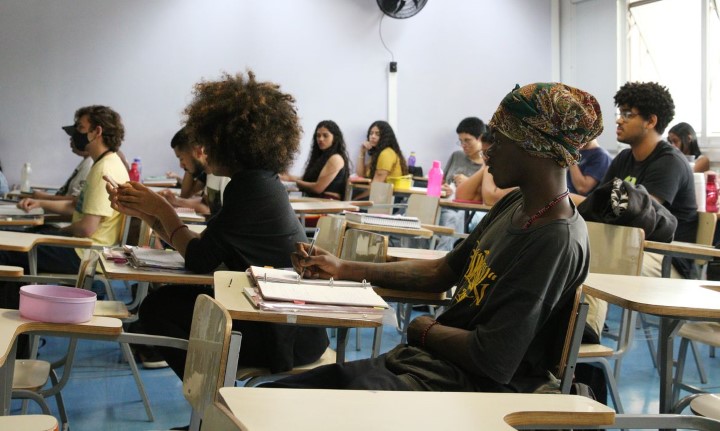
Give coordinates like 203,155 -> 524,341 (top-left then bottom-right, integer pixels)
248,266 -> 388,308
343,211 -> 421,229
126,246 -> 185,270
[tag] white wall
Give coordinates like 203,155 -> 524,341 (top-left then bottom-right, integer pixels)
559,0 -> 622,152
0,0 -> 553,186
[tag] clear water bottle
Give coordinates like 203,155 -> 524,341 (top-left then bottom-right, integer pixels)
426,160 -> 443,197
129,162 -> 141,182
407,152 -> 416,168
706,173 -> 718,213
20,162 -> 32,193
132,157 -> 142,181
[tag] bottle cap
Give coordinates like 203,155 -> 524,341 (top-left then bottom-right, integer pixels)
432,160 -> 441,168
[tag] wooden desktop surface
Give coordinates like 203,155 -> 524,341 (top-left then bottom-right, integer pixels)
439,199 -> 493,211
644,240 -> 720,260
99,254 -> 213,285
218,387 -> 616,431
0,230 -> 93,252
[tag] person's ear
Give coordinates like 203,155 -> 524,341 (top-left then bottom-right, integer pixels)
645,114 -> 658,130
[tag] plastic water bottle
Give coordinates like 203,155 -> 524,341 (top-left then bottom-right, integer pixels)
706,173 -> 718,213
129,162 -> 141,182
132,157 -> 142,181
20,162 -> 32,193
426,160 -> 443,197
407,152 -> 416,168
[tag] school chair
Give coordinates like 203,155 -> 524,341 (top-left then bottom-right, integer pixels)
642,211 -> 718,373
313,215 -> 347,257
367,182 -> 394,215
201,401 -> 244,431
576,222 -> 645,413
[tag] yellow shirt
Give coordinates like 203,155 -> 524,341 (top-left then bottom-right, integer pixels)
71,152 -> 130,257
367,147 -> 403,178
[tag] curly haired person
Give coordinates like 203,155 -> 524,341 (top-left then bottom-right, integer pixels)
108,72 -> 329,382
354,120 -> 408,199
266,82 -> 601,393
586,82 -> 697,278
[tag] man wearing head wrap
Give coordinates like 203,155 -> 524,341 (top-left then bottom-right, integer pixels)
267,82 -> 602,393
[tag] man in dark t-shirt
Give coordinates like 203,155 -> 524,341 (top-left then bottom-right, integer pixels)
601,82 -> 697,278
267,82 -> 603,393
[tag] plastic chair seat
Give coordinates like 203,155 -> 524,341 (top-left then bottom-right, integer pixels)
13,359 -> 51,391
690,393 -> 720,420
579,343 -> 615,358
236,347 -> 336,385
678,322 -> 720,347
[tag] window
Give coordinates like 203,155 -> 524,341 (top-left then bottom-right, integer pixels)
628,0 -> 720,144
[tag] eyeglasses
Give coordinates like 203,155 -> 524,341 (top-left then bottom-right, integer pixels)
456,139 -> 476,147
617,110 -> 639,121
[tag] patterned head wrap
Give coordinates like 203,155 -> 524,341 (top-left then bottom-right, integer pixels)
488,83 -> 603,167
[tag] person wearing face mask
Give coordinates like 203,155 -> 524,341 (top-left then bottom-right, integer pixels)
8,105 -> 130,274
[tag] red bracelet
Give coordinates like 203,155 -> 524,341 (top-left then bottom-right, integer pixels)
420,320 -> 440,348
169,224 -> 188,244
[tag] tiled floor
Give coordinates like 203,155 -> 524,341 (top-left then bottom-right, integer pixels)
9,289 -> 720,430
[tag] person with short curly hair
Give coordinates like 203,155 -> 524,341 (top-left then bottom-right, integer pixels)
108,71 -> 329,382
599,82 -> 697,278
281,120 -> 350,200
668,122 -> 709,173
354,120 -> 408,199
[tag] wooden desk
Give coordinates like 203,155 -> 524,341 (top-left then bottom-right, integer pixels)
644,240 -> 720,278
213,271 -> 384,362
439,199 -> 492,233
291,201 -> 360,226
387,247 -> 447,262
218,387 -> 616,430
0,415 -> 57,430
0,309 -> 122,415
345,221 -> 433,238
350,182 -> 448,198
0,231 -> 94,274
582,272 -> 720,413
0,204 -> 45,227
98,254 -> 212,285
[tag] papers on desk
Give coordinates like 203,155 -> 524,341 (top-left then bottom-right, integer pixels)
143,176 -> 177,186
343,211 -> 421,229
248,266 -> 388,308
126,246 -> 185,270
175,207 -> 206,222
243,287 -> 386,316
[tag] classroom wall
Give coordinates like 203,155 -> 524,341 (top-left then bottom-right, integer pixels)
559,0 -> 621,152
0,0 -> 553,186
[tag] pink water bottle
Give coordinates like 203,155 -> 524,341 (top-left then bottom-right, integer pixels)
427,160 -> 443,197
129,162 -> 141,182
706,173 -> 718,213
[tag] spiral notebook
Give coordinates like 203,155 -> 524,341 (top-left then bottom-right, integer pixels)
248,266 -> 388,308
343,211 -> 421,229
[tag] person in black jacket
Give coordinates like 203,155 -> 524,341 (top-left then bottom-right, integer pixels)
108,71 -> 328,380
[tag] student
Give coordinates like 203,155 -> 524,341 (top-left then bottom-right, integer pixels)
280,120 -> 349,200
108,71 -> 329,383
455,132 -> 515,205
566,139 -> 612,196
587,82 -> 696,278
354,120 -> 408,199
29,125 -> 93,202
160,128 -> 229,216
268,82 -> 602,393
668,122 -> 709,173
8,105 -> 129,273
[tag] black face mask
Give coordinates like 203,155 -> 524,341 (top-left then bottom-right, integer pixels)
72,131 -> 89,151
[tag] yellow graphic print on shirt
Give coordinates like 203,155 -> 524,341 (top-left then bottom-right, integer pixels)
455,245 -> 497,306
624,175 -> 637,185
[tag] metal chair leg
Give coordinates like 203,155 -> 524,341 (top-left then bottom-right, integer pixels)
120,341 -> 154,421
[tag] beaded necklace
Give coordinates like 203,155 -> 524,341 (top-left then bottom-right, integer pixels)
522,189 -> 570,229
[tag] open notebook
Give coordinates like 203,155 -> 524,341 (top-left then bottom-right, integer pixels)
248,266 -> 388,308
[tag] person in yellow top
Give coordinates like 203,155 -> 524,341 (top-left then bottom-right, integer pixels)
13,105 -> 130,265
355,120 -> 408,199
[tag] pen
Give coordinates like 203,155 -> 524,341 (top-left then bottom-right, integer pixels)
306,227 -> 320,256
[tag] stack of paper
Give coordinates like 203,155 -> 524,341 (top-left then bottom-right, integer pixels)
248,266 -> 388,308
343,211 -> 421,229
127,246 -> 185,270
